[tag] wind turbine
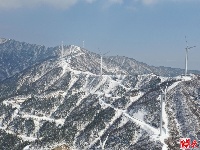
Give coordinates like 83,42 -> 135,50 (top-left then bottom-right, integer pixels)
61,41 -> 64,66
185,36 -> 196,76
159,93 -> 164,136
61,41 -> 64,57
99,49 -> 109,76
160,85 -> 168,136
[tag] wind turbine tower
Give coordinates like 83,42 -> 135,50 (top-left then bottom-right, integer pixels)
61,41 -> 64,58
61,41 -> 64,66
160,93 -> 163,136
99,50 -> 109,76
100,55 -> 103,76
160,86 -> 167,136
185,36 -> 196,76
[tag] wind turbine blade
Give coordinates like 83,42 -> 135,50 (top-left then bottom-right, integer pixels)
184,36 -> 196,76
185,36 -> 189,48
188,46 -> 196,49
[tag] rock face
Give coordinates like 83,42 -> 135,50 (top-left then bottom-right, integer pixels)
0,39 -> 199,150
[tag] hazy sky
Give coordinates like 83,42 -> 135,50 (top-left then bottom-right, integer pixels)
0,0 -> 200,70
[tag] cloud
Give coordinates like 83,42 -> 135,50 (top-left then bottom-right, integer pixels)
103,0 -> 158,8
141,0 -> 158,5
102,0 -> 124,9
108,0 -> 124,4
0,0 -> 95,10
85,0 -> 96,3
140,0 -> 200,5
0,0 -> 198,10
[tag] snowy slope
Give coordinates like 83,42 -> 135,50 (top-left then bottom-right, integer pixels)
1,38 -> 200,82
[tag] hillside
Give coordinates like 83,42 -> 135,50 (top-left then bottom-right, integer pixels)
1,38 -> 200,82
0,39 -> 199,150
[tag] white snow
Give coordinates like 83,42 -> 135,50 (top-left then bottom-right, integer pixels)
167,81 -> 181,91
19,135 -> 37,142
33,119 -> 40,137
21,114 -> 65,126
123,113 -> 159,137
159,79 -> 182,150
90,76 -> 107,94
99,99 -> 159,137
128,92 -> 144,108
0,38 -> 7,44
159,76 -> 168,83
132,109 -> 146,121
0,126 -> 37,142
160,102 -> 169,150
3,100 -> 20,109
181,75 -> 192,81
175,75 -> 192,82
1,95 -> 30,108
23,145 -> 30,150
1,60 -> 192,150
118,115 -> 129,128
87,100 -> 123,150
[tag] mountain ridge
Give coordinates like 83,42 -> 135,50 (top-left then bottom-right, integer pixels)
0,38 -> 200,82
0,38 -> 199,150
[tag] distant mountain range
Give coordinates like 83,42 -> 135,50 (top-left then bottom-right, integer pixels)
0,38 -> 199,150
0,38 -> 200,82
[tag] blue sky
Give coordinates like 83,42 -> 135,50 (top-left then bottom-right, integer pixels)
0,0 -> 200,70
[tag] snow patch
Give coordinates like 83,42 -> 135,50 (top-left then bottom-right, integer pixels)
132,109 -> 146,121
0,38 -> 7,44
23,145 -> 30,150
99,99 -> 159,138
160,102 -> 169,150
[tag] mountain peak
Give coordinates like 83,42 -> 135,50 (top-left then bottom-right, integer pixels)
0,38 -> 200,150
0,38 -> 8,44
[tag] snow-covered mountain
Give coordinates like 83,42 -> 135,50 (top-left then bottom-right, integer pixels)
1,38 -> 200,82
0,39 -> 199,150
